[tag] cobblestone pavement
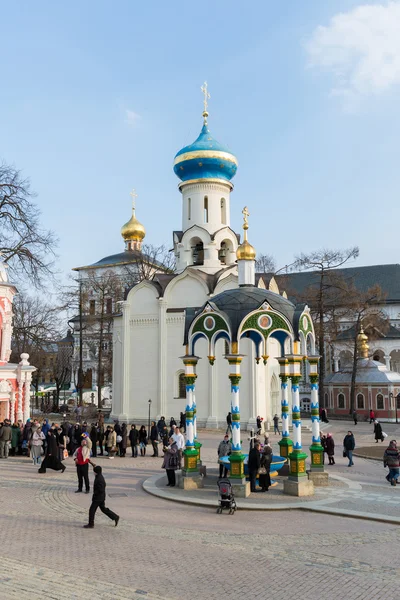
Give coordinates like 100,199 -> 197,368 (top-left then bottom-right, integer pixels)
1,422 -> 400,599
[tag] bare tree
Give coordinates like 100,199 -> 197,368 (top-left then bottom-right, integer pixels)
343,285 -> 389,414
0,162 -> 57,285
54,332 -> 74,408
293,247 -> 359,407
255,254 -> 276,274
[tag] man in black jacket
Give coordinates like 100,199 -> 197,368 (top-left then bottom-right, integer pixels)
84,465 -> 119,528
248,442 -> 261,493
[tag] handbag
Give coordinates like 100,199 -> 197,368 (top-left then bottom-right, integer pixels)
116,435 -> 122,443
63,449 -> 69,460
343,449 -> 347,458
382,432 -> 388,439
258,466 -> 267,475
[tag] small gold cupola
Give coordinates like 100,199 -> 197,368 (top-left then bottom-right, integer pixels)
357,325 -> 369,359
236,206 -> 256,261
121,189 -> 146,251
237,206 -> 256,286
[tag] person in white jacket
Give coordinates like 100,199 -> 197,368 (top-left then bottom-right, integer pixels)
172,427 -> 185,469
31,427 -> 45,466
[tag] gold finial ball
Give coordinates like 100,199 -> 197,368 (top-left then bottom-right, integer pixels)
357,326 -> 369,358
121,214 -> 146,242
236,240 -> 256,261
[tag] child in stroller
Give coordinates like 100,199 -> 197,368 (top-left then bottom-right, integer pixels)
217,478 -> 237,514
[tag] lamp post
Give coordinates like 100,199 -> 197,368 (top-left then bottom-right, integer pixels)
148,399 -> 152,437
389,392 -> 400,424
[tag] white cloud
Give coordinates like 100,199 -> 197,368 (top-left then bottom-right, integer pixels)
125,109 -> 141,126
306,2 -> 400,102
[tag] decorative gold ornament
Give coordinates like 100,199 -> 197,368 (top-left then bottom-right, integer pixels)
236,206 -> 256,261
201,81 -> 210,123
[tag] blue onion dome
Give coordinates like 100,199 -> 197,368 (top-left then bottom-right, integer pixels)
173,121 -> 238,183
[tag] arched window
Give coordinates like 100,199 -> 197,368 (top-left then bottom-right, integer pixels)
221,198 -> 226,224
178,373 -> 186,399
357,393 -> 364,409
338,393 -> 345,409
204,196 -> 208,223
188,197 -> 191,220
324,393 -> 329,407
376,393 -> 384,410
192,241 -> 204,265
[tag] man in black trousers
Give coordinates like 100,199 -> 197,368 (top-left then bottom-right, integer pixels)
248,441 -> 261,493
84,465 -> 119,528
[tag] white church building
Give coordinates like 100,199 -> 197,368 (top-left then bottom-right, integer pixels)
111,98 -> 309,428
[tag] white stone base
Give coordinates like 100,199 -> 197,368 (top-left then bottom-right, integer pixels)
179,472 -> 204,490
308,471 -> 329,487
231,480 -> 250,498
283,478 -> 314,497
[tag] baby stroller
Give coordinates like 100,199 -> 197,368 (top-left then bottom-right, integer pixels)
217,478 -> 237,515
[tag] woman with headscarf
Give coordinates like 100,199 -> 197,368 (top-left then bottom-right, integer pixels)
374,420 -> 384,443
258,444 -> 272,492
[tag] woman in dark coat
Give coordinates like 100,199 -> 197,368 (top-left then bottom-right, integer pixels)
162,437 -> 178,487
325,433 -> 335,465
71,424 -> 82,454
129,424 -> 139,457
120,423 -> 128,457
38,430 -> 66,473
90,424 -> 98,458
138,425 -> 147,457
259,444 -> 272,492
150,421 -> 159,457
374,420 -> 384,442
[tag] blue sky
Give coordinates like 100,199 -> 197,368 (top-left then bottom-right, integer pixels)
2,0 -> 400,279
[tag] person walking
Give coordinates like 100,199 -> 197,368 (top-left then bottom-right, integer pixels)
106,426 -> 117,459
217,434 -> 231,478
343,431 -> 355,467
369,409 -> 375,424
38,429 -> 66,473
73,438 -> 91,493
150,421 -> 159,457
273,414 -> 280,435
84,465 -> 119,528
325,433 -> 335,465
157,416 -> 166,438
248,441 -> 261,493
384,440 -> 400,486
71,424 -> 82,454
162,436 -> 179,487
31,426 -> 45,466
374,420 -> 384,443
321,408 -> 329,423
259,444 -> 272,492
172,427 -> 185,468
139,425 -> 147,456
129,424 -> 139,457
0,419 -> 12,459
352,409 -> 358,425
226,412 -> 232,434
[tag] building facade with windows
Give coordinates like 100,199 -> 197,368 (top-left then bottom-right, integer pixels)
324,328 -> 400,420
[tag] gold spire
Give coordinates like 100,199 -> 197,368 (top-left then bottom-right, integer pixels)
201,81 -> 210,124
357,325 -> 369,359
121,189 -> 146,247
236,206 -> 256,261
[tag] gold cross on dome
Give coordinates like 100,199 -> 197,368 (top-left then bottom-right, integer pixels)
201,81 -> 210,114
129,189 -> 138,212
242,206 -> 250,225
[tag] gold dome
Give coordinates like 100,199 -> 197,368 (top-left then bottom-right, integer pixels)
237,239 -> 256,260
236,206 -> 256,261
121,212 -> 146,242
357,326 -> 369,359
